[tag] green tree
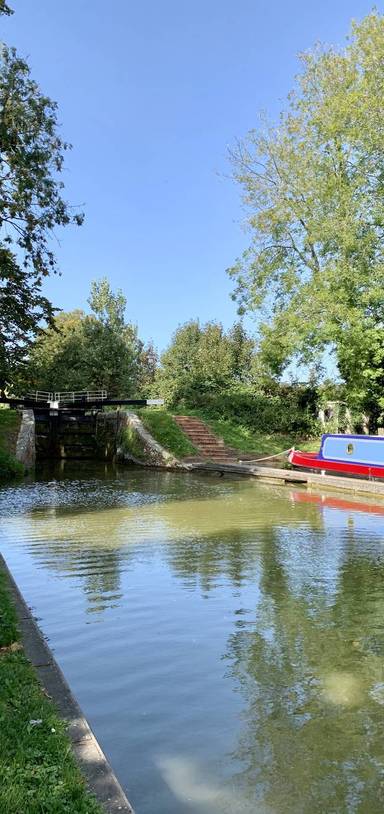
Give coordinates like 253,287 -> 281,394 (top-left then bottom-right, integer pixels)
88,278 -> 126,330
20,310 -> 90,393
0,3 -> 13,17
20,280 -> 141,397
136,340 -> 159,396
156,320 -> 204,405
84,278 -> 141,395
229,12 -> 384,425
227,321 -> 255,384
0,248 -> 54,388
156,319 -> 256,406
0,15 -> 83,388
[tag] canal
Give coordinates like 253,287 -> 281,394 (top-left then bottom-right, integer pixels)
1,463 -> 384,813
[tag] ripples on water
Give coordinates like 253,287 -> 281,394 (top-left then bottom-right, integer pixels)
1,462 -> 384,813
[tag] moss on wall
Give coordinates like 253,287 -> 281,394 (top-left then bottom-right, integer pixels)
117,423 -> 147,461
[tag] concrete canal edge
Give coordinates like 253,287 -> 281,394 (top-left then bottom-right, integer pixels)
114,411 -> 384,498
185,460 -> 384,497
0,554 -> 134,814
116,410 -> 179,467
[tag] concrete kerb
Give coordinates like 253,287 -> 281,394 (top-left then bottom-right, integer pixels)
184,460 -> 384,497
0,555 -> 134,814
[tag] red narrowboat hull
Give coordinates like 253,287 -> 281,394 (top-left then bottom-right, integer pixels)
289,449 -> 384,479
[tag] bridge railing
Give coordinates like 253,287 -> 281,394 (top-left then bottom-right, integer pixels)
24,390 -> 108,403
24,391 -> 54,402
54,390 -> 108,403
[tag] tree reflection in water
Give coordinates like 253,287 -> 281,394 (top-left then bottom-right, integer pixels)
3,470 -> 384,812
222,528 -> 384,813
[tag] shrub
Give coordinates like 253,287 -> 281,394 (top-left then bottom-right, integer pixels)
0,449 -> 23,481
186,388 -> 319,436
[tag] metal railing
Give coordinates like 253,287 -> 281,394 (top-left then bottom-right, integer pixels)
24,391 -> 52,402
25,390 -> 108,403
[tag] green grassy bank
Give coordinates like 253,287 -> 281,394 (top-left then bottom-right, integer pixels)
175,409 -> 319,455
0,564 -> 103,814
0,410 -> 23,480
138,407 -> 318,460
138,408 -> 197,458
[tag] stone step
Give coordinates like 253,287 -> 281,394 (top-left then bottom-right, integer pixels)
197,446 -> 225,451
193,439 -> 224,445
186,437 -> 223,445
173,414 -> 237,462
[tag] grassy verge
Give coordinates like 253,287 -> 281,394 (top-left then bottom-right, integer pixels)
138,409 -> 197,458
0,409 -> 23,480
0,565 -> 104,814
172,408 -> 319,455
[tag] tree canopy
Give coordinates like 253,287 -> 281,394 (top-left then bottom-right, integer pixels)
156,319 -> 256,406
0,17 -> 83,388
0,2 -> 13,16
20,279 -> 147,397
229,12 -> 384,422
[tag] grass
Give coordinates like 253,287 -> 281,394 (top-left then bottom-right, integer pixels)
0,409 -> 23,481
0,564 -> 104,814
172,407 -> 320,456
0,569 -> 19,647
138,408 -> 197,458
0,409 -> 20,452
135,406 -> 319,461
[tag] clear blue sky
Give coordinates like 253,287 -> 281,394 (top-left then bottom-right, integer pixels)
5,0 -> 377,352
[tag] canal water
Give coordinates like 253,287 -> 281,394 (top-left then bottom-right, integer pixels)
1,464 -> 384,813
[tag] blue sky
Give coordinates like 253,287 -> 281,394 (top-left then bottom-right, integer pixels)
4,0 -> 377,352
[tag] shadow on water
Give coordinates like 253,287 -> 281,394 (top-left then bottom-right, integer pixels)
2,467 -> 384,811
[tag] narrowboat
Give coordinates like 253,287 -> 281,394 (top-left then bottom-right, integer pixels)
289,434 -> 384,479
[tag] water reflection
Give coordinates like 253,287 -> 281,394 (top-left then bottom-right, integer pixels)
1,466 -> 384,812
224,529 -> 384,812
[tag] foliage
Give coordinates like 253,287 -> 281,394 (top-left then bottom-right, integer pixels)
156,317 -> 322,435
156,319 -> 256,405
227,321 -> 255,382
175,408 -> 318,455
0,35 -> 83,388
0,2 -> 13,15
229,12 -> 384,423
0,568 -> 18,647
180,387 -> 320,435
20,310 -> 89,393
0,406 -> 19,446
0,249 -> 55,389
0,447 -> 22,480
19,279 -> 142,396
88,278 -> 125,329
0,408 -> 22,480
138,409 -> 197,458
136,340 -> 159,397
0,566 -> 103,813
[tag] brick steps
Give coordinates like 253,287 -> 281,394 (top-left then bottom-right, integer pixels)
174,415 -> 237,462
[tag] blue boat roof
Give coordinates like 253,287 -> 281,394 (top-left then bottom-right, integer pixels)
320,433 -> 384,466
